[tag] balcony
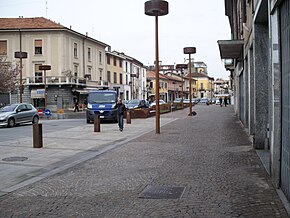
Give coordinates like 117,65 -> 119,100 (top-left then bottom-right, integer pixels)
25,76 -> 86,86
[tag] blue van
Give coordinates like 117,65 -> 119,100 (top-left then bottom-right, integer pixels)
86,90 -> 117,123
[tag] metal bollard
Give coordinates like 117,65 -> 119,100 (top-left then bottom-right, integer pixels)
126,110 -> 131,124
94,115 -> 100,132
33,123 -> 43,148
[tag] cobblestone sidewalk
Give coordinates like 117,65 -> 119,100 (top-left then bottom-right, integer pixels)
0,105 -> 288,217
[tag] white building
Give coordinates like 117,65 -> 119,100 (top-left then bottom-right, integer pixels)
0,17 -> 108,111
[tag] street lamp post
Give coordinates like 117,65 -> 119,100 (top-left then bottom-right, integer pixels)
39,65 -> 51,110
176,64 -> 187,109
145,0 -> 168,134
14,51 -> 27,103
183,47 -> 196,116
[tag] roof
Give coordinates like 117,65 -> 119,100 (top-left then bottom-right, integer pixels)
0,17 -> 109,47
146,71 -> 168,80
192,72 -> 211,78
0,17 -> 65,30
162,74 -> 182,82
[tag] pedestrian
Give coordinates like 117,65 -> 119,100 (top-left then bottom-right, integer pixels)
224,97 -> 227,107
114,98 -> 126,131
74,100 -> 79,112
219,97 -> 223,107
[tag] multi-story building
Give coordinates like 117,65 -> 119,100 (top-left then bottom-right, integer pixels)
146,71 -> 168,102
192,73 -> 214,99
0,17 -> 108,111
218,0 -> 290,205
106,50 -> 125,99
131,59 -> 147,100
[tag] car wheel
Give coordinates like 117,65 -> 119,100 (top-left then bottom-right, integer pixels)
86,119 -> 91,124
32,116 -> 39,124
7,118 -> 15,128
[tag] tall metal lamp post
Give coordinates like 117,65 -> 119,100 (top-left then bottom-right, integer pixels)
39,65 -> 51,110
14,51 -> 27,103
183,47 -> 196,116
176,64 -> 187,109
145,0 -> 168,134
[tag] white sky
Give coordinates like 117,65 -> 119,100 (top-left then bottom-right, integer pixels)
0,0 -> 231,79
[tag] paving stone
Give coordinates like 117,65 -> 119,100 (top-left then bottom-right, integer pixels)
0,105 -> 289,217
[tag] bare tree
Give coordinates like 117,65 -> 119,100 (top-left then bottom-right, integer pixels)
0,57 -> 19,93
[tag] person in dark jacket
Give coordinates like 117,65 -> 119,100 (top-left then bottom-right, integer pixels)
114,98 -> 126,131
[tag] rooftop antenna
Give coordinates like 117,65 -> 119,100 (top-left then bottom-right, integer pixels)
46,0 -> 48,18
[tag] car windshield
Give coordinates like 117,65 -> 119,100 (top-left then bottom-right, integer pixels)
0,104 -> 17,112
88,92 -> 116,104
127,100 -> 140,105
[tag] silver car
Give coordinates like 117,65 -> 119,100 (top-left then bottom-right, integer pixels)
0,103 -> 39,127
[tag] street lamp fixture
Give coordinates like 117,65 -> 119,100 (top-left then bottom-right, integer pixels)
145,0 -> 169,134
39,65 -> 51,110
183,47 -> 196,116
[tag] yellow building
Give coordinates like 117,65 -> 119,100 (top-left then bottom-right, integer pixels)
192,73 -> 214,99
106,51 -> 125,98
146,71 -> 168,102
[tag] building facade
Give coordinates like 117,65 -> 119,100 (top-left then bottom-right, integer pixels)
0,17 -> 108,111
218,0 -> 290,204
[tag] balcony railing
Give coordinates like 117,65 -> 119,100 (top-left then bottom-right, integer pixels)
25,76 -> 86,86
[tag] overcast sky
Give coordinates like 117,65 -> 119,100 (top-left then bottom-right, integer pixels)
1,0 -> 231,79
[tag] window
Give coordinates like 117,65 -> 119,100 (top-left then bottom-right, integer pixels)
119,58 -> 122,67
88,67 -> 92,75
150,82 -> 153,88
88,48 -> 91,62
100,69 -> 103,81
120,73 -> 123,84
125,62 -> 128,72
114,72 -> 117,83
74,65 -> 78,77
35,39 -> 42,55
201,83 -> 204,90
99,51 -> 102,64
113,57 -> 117,66
73,43 -> 78,58
35,64 -> 43,83
126,75 -> 128,85
107,55 -> 110,65
0,40 -> 7,55
107,71 -> 111,82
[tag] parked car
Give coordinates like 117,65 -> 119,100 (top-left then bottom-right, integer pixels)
0,103 -> 39,127
126,99 -> 149,109
173,98 -> 182,103
149,100 -> 166,108
199,98 -> 210,105
183,99 -> 197,104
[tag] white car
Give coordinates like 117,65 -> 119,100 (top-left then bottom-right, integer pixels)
149,100 -> 166,108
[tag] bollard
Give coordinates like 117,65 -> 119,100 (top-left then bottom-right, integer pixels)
33,123 -> 43,148
126,110 -> 131,124
94,115 -> 100,132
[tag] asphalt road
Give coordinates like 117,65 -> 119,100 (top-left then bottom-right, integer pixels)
0,119 -> 88,141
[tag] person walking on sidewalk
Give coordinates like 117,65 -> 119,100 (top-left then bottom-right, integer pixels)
74,100 -> 79,112
219,97 -> 223,107
114,98 -> 126,131
224,96 -> 228,107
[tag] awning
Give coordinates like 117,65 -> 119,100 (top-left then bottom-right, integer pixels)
73,89 -> 88,95
217,40 -> 244,59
